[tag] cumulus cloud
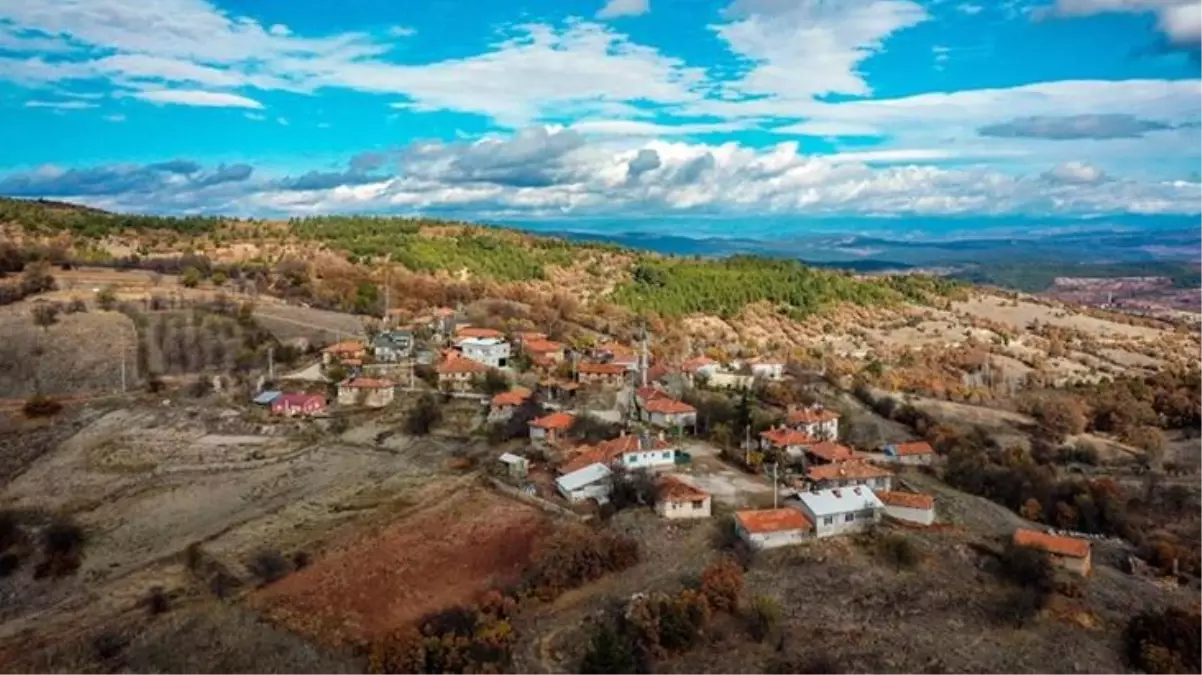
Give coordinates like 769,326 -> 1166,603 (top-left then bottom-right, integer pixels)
0,159 -> 251,197
1042,161 -> 1109,184
978,113 -> 1176,140
1040,0 -> 1202,50
626,148 -> 662,181
597,0 -> 650,19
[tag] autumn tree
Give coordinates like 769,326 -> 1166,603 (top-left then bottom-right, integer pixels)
699,557 -> 743,612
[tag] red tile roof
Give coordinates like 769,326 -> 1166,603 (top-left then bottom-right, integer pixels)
432,307 -> 456,317
531,411 -> 575,430
760,427 -> 816,448
787,407 -> 841,425
578,362 -> 628,376
597,434 -> 670,455
807,461 -> 894,482
517,331 -> 547,342
340,377 -> 394,389
559,434 -> 671,474
523,339 -> 563,353
806,441 -> 856,463
456,327 -> 504,339
643,397 -> 696,415
681,355 -> 716,373
875,491 -> 934,510
635,386 -> 670,402
491,387 -> 532,408
437,358 -> 488,374
646,363 -> 672,382
274,393 -> 325,407
559,445 -> 612,474
323,341 -> 365,354
893,441 -> 935,456
657,476 -> 709,502
736,508 -> 812,534
1013,528 -> 1090,559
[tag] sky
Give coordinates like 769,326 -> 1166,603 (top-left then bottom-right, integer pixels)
0,0 -> 1199,226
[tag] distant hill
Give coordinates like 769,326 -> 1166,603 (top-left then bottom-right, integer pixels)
952,260 -> 1202,293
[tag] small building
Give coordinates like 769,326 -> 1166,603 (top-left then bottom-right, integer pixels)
706,370 -> 755,390
884,441 -> 936,465
538,378 -> 580,403
459,337 -> 511,368
576,361 -> 628,387
559,432 -> 673,474
795,486 -> 884,539
635,385 -> 670,408
641,397 -> 697,430
805,441 -> 857,465
655,476 -> 711,520
322,340 -> 366,365
373,330 -> 413,362
876,491 -> 936,526
556,462 -> 613,503
734,508 -> 813,550
806,461 -> 894,492
1013,528 -> 1092,577
746,357 -> 785,381
787,405 -> 840,440
530,411 -> 575,445
680,355 -> 720,383
437,355 -> 488,391
271,392 -> 326,417
516,331 -> 548,343
523,338 -> 565,365
337,378 -> 396,408
489,387 -> 532,421
253,390 -> 282,406
497,452 -> 529,481
455,326 -> 505,341
759,426 -> 816,462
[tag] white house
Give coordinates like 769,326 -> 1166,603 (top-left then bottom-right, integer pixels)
795,486 -> 884,539
558,433 -> 673,475
372,330 -> 413,362
734,508 -> 813,549
787,405 -> 840,440
876,491 -> 936,526
556,463 -> 613,503
759,426 -> 816,463
459,337 -> 511,368
655,476 -> 711,520
806,461 -> 894,492
337,378 -> 396,408
640,397 -> 697,430
883,441 -> 936,465
746,357 -> 785,381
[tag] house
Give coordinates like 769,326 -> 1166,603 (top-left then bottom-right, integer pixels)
516,331 -> 547,343
641,397 -> 697,430
496,452 -> 529,481
806,461 -> 894,492
559,433 -> 674,474
655,476 -> 711,520
786,405 -> 840,440
372,330 -> 413,362
759,426 -> 816,462
876,491 -> 936,526
337,378 -> 396,408
538,378 -> 580,404
734,508 -> 813,549
805,441 -> 857,465
556,463 -> 613,503
576,361 -> 628,387
415,307 -> 458,337
746,357 -> 785,381
436,355 -> 488,390
596,342 -> 640,370
489,387 -> 532,421
681,355 -> 720,382
1013,528 -> 1092,577
455,326 -> 505,341
459,337 -> 511,368
530,411 -> 575,445
270,392 -> 325,416
322,340 -> 366,365
706,371 -> 755,390
795,486 -> 884,538
635,385 -> 670,408
522,338 -> 565,365
884,441 -> 936,465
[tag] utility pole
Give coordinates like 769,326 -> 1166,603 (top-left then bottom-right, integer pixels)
772,462 -> 779,509
267,346 -> 275,381
120,349 -> 127,393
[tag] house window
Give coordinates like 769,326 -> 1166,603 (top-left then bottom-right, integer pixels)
691,500 -> 704,509
823,516 -> 833,526
845,513 -> 854,522
662,451 -> 672,459
626,455 -> 636,464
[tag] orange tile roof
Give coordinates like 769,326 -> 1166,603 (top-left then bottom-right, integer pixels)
341,358 -> 363,367
636,386 -> 670,402
559,444 -> 613,474
680,355 -> 716,373
456,327 -> 504,339
491,387 -> 532,408
807,461 -> 894,482
787,407 -> 841,425
340,377 -> 394,389
524,339 -> 563,353
735,508 -> 812,534
657,476 -> 709,502
893,441 -> 935,456
643,397 -> 696,415
578,362 -> 628,375
760,427 -> 816,448
517,331 -> 547,342
806,441 -> 856,463
875,491 -> 934,510
531,411 -> 575,430
1013,528 -> 1090,559
647,363 -> 672,382
432,307 -> 456,317
597,434 -> 670,455
323,341 -> 365,354
437,358 -> 488,374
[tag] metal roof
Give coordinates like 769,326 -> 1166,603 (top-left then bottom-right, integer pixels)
798,486 -> 883,517
498,452 -> 526,465
555,463 -> 612,492
253,390 -> 282,404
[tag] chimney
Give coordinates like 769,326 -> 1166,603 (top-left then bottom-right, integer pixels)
832,489 -> 842,498
853,487 -> 861,496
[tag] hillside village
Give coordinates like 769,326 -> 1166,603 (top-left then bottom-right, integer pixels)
0,202 -> 1197,674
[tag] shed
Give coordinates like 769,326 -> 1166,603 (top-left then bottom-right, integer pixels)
796,486 -> 884,538
555,463 -> 613,503
497,452 -> 529,480
253,390 -> 282,405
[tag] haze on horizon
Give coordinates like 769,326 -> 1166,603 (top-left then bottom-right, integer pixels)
0,0 -> 1199,229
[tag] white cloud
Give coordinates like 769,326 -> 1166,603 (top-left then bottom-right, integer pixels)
104,113 -> 126,122
388,25 -> 417,37
957,3 -> 984,14
24,99 -> 98,109
597,0 -> 650,19
133,89 -> 264,108
1043,1 -> 1202,47
244,112 -> 266,121
1042,160 -> 1108,184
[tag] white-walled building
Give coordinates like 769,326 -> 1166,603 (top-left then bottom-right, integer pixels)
655,476 -> 711,520
734,508 -> 813,549
641,397 -> 697,430
883,441 -> 936,465
459,337 -> 511,368
795,486 -> 884,539
337,378 -> 396,408
876,491 -> 936,526
787,405 -> 840,440
556,463 -> 613,503
746,357 -> 785,381
806,461 -> 894,492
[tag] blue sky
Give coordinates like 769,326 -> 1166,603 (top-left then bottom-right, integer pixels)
0,0 -> 1199,223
